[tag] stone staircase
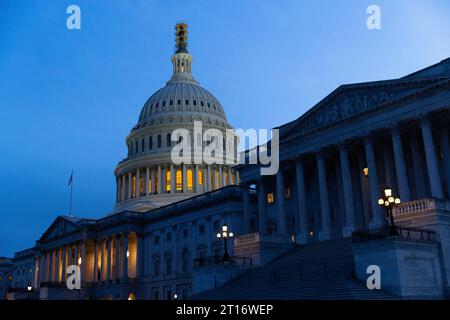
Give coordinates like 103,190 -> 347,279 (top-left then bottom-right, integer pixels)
192,238 -> 398,300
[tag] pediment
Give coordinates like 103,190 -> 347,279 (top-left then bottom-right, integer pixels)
280,77 -> 448,140
39,216 -> 81,242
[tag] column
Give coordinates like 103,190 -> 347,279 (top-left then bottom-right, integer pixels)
410,137 -> 426,198
420,117 -> 444,198
207,166 -> 212,191
440,126 -> 450,199
122,233 -> 129,280
93,241 -> 98,282
115,235 -> 121,279
157,165 -> 162,195
127,172 -> 132,199
242,183 -> 251,234
55,248 -> 60,282
276,169 -> 287,236
116,178 -> 120,203
316,152 -> 333,240
219,166 -> 224,188
107,238 -> 112,281
295,159 -> 309,244
170,165 -> 176,193
136,234 -> 144,278
182,164 -> 187,193
80,241 -> 86,285
391,126 -> 411,201
136,169 -> 140,197
121,174 -> 126,201
48,251 -> 53,282
364,136 -> 386,230
38,253 -> 44,285
100,240 -> 105,281
339,145 -> 357,237
145,166 -> 150,195
195,165 -> 200,193
257,181 -> 267,234
61,247 -> 66,283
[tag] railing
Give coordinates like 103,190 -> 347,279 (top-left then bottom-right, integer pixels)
393,198 -> 450,217
352,226 -> 438,243
234,232 -> 292,245
193,256 -> 253,268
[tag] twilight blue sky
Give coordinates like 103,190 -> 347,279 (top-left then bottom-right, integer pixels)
1,0 -> 450,257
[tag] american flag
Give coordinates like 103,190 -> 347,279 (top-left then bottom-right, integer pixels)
68,170 -> 73,186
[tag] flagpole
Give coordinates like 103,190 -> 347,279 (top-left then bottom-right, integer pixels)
69,170 -> 73,217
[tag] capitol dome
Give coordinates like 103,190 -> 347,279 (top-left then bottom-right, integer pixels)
113,23 -> 239,213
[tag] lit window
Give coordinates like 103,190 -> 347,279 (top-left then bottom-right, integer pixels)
132,176 -> 136,197
155,174 -> 159,193
267,193 -> 274,204
231,173 -> 236,185
176,169 -> 182,191
198,170 -> 203,185
363,167 -> 369,176
139,177 -> 143,194
224,171 -> 229,185
165,170 -> 171,192
187,169 -> 193,191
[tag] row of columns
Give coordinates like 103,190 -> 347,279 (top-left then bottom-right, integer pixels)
116,164 -> 239,203
39,242 -> 84,284
254,116 -> 448,243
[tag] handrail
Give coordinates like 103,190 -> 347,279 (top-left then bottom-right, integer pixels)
352,226 -> 437,243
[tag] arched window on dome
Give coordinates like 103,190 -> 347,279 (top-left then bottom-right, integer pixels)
165,170 -> 171,192
149,136 -> 153,150
162,101 -> 166,107
185,99 -> 189,105
167,133 -> 171,147
176,169 -> 182,191
200,101 -> 204,107
141,138 -> 145,152
157,135 -> 162,148
135,140 -> 138,154
170,100 -> 173,106
207,102 -> 210,108
187,169 -> 193,191
193,100 -> 197,106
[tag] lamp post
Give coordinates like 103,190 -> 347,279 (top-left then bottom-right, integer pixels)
377,186 -> 401,235
216,224 -> 234,262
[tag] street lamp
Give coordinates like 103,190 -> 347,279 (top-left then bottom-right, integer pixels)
216,224 -> 234,262
378,186 -> 401,235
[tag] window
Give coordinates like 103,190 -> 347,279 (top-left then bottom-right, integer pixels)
166,256 -> 172,276
165,170 -> 171,192
135,140 -> 138,154
154,236 -> 160,244
285,188 -> 291,199
176,169 -> 182,191
141,138 -> 145,152
199,224 -> 205,234
157,135 -> 162,148
177,99 -> 181,105
267,193 -> 274,204
207,102 -> 210,108
170,100 -> 173,106
215,170 -> 220,189
198,169 -> 203,185
166,233 -> 172,242
183,229 -> 188,238
187,169 -> 193,191
167,133 -> 171,147
162,101 -> 166,107
200,101 -> 204,107
185,99 -> 189,105
132,176 -> 136,197
193,100 -> 197,106
149,136 -> 153,150
139,177 -> 143,194
182,248 -> 191,273
153,255 -> 160,277
213,221 -> 220,231
148,177 -> 152,194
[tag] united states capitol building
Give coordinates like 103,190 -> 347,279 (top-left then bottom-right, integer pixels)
2,24 -> 450,300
